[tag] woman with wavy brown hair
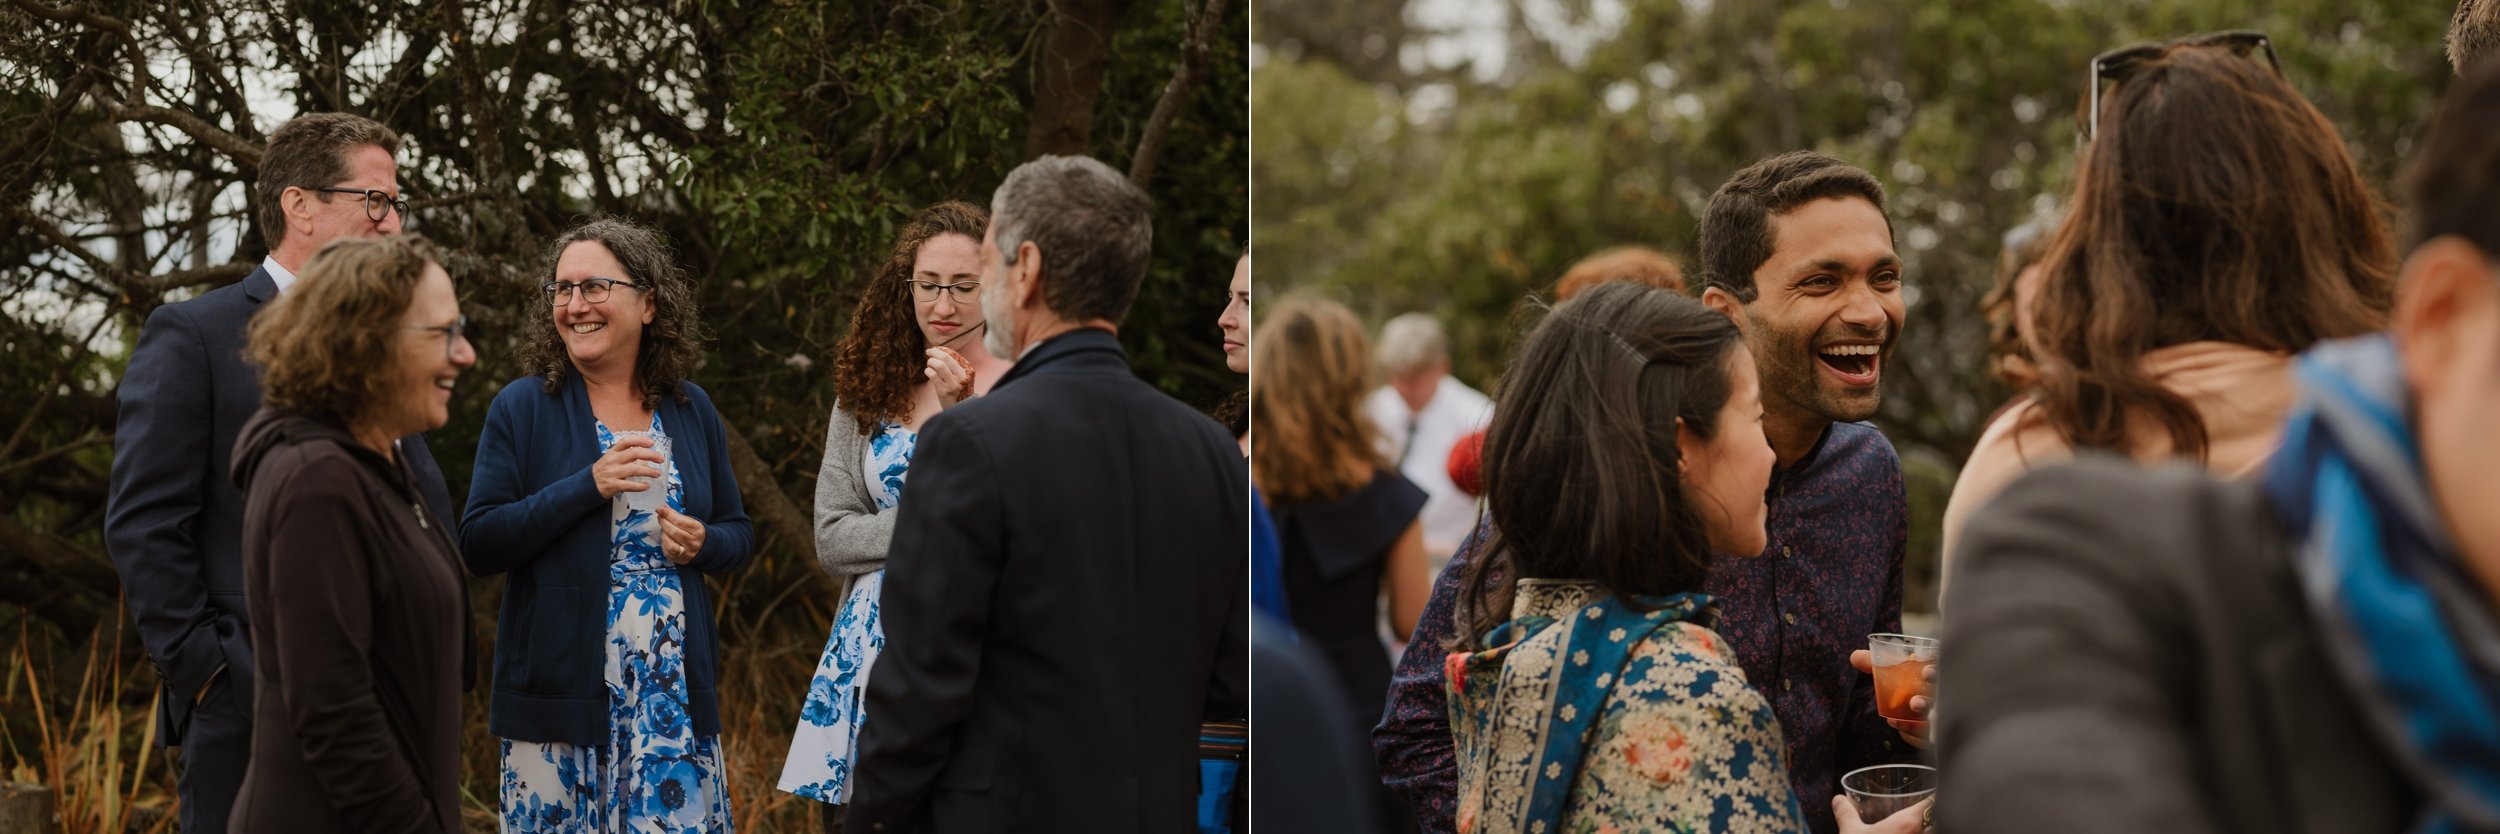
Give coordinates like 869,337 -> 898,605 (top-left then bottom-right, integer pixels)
777,200 -> 1007,829
1940,33 -> 2397,579
1251,298 -> 1430,745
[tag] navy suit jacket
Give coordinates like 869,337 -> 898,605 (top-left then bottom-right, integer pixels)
848,329 -> 1249,833
106,265 -> 455,741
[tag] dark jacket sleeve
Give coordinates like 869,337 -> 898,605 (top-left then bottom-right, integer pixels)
1207,470 -> 1251,723
1374,523 -> 1483,834
260,457 -> 441,834
1935,463 -> 2221,833
459,387 -> 602,576
105,303 -> 232,705
847,411 -> 1008,828
683,387 -> 754,575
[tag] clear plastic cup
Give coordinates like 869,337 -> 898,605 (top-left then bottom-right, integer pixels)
612,431 -> 671,513
1842,763 -> 1936,823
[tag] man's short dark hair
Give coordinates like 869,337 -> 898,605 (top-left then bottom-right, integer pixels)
2408,59 -> 2500,257
1697,151 -> 1890,302
254,113 -> 401,249
990,155 -> 1154,325
2452,0 -> 2500,76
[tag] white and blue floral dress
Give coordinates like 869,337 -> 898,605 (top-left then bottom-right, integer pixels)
777,420 -> 917,804
500,415 -> 735,833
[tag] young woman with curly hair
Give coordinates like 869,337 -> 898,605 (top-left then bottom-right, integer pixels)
778,200 -> 1009,830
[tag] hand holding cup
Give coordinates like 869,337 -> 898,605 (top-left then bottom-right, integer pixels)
594,435 -> 666,499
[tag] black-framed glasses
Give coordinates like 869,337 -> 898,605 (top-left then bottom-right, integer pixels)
542,277 -> 643,305
906,278 -> 981,303
410,316 -> 468,360
2085,30 -> 2280,142
310,186 -> 411,223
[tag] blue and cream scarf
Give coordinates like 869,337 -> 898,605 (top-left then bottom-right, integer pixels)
2264,334 -> 2500,833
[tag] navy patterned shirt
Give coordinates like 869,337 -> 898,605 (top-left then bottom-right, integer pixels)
1375,421 -> 1915,834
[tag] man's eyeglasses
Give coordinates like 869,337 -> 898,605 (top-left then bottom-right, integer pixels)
2085,30 -> 2280,142
906,278 -> 981,303
542,277 -> 643,306
311,186 -> 412,224
410,316 -> 468,360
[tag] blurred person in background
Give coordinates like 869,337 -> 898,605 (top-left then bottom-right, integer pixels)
464,217 -> 756,832
1938,31 -> 2398,581
1362,312 -> 1493,564
1976,211 -> 2059,413
1550,244 -> 1688,299
1256,296 -> 1432,833
106,111 -> 450,834
780,201 -> 1007,832
228,234 -> 472,834
1939,56 -> 2500,833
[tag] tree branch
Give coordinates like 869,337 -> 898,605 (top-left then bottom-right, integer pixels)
1129,0 -> 1227,188
102,101 -> 263,169
6,0 -> 130,35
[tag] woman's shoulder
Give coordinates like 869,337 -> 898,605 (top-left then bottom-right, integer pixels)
1618,622 -> 1760,701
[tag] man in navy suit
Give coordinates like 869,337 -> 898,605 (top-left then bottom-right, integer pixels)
847,155 -> 1249,833
105,112 -> 454,834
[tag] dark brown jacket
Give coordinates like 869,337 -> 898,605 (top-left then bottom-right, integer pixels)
228,409 -> 467,834
1938,458 -> 2420,834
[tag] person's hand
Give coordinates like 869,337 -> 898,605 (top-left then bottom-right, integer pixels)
595,436 -> 665,499
655,505 -> 706,565
1835,795 -> 1932,833
928,346 -> 975,409
1850,649 -> 1936,749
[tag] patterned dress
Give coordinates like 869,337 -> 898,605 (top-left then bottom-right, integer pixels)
1449,580 -> 1807,834
778,421 -> 917,803
500,415 -> 735,833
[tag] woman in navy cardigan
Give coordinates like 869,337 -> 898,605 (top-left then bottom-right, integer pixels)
463,217 -> 754,833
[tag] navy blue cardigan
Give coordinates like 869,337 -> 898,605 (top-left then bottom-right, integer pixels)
460,371 -> 754,745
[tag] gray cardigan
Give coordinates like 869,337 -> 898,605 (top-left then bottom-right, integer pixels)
1938,458 -> 2419,833
814,403 -> 895,577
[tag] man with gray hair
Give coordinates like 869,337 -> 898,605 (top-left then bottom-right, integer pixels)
1361,312 -> 1492,562
849,155 -> 1249,833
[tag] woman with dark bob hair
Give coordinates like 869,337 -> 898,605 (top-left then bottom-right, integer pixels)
463,216 -> 755,832
778,200 -> 1010,828
1445,282 -> 1921,833
230,234 -> 474,833
1940,33 -> 2398,574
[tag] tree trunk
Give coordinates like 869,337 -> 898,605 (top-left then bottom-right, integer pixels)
721,422 -> 810,561
1026,0 -> 1132,160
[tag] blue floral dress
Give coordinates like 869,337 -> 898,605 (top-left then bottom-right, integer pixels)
500,415 -> 735,833
778,421 -> 916,803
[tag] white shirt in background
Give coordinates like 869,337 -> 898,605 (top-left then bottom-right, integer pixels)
1361,375 -> 1492,563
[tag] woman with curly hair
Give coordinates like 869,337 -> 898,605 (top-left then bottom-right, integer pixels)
778,201 -> 1008,830
463,216 -> 756,832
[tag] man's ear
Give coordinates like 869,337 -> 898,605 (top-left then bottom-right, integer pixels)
1014,240 -> 1045,307
1700,285 -> 1751,335
2395,236 -> 2498,394
282,186 -> 316,239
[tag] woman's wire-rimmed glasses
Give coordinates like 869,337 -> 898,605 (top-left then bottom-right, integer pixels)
543,277 -> 643,306
906,278 -> 981,303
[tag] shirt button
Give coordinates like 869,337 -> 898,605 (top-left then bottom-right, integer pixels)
1783,612 -> 1797,625
1782,678 -> 1793,691
1782,546 -> 1793,558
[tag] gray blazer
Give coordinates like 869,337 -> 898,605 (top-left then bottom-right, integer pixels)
1938,457 -> 2419,834
814,403 -> 895,577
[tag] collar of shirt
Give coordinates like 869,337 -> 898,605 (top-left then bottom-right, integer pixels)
263,255 -> 300,295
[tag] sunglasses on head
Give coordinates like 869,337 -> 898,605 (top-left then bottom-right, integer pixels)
2084,30 -> 2281,142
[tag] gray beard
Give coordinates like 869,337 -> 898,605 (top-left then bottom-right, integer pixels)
981,290 -> 1017,361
